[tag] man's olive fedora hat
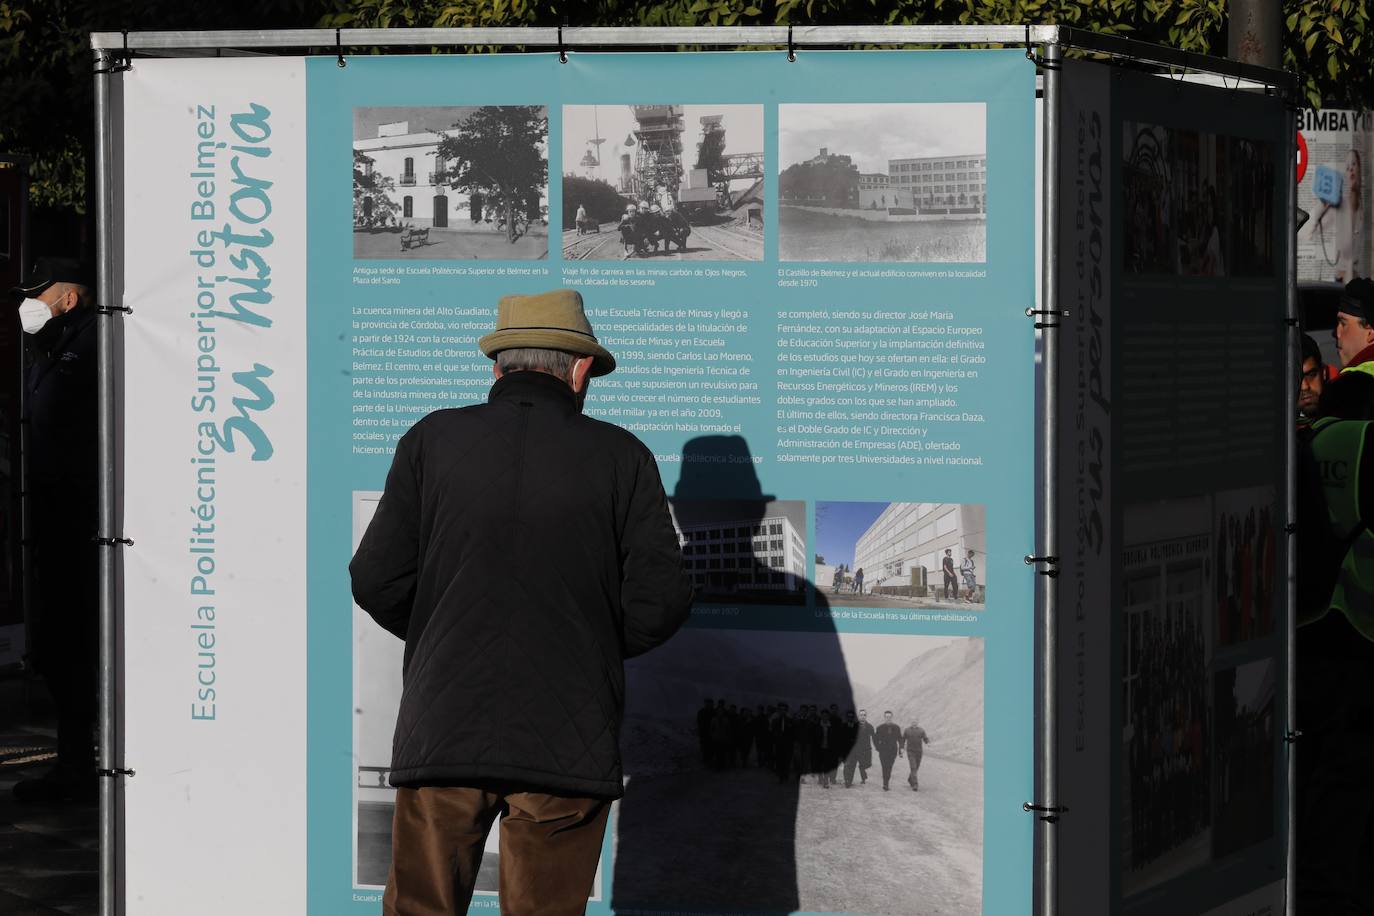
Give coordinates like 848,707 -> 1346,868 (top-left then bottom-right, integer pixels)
478,288 -> 616,377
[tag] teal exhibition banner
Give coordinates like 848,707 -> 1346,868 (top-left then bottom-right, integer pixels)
306,50 -> 1037,915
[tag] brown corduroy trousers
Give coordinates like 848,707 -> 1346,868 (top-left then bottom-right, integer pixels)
382,786 -> 610,916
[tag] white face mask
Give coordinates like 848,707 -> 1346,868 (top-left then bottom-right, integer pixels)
18,297 -> 53,335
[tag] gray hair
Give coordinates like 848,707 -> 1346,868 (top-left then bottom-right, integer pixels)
495,347 -> 577,377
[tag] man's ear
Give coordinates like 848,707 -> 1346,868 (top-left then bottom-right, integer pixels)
571,355 -> 595,393
493,361 -> 502,380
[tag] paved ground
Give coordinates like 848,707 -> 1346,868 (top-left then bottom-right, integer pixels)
0,672 -> 96,916
354,227 -> 549,260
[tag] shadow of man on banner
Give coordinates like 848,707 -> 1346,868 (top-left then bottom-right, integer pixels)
612,435 -> 855,914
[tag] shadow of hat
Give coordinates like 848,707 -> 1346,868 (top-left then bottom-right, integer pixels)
673,435 -> 776,502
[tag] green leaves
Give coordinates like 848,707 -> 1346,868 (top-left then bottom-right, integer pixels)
4,0 -> 1374,217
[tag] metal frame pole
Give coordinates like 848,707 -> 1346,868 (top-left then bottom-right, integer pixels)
1037,37 -> 1062,916
92,47 -> 120,916
1283,102 -> 1298,916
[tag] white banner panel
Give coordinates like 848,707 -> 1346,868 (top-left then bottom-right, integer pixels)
121,58 -> 309,915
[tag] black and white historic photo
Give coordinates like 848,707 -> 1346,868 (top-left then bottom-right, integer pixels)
1212,659 -> 1277,859
778,103 -> 987,262
816,501 -> 988,609
561,104 -> 764,261
1227,136 -> 1277,276
353,106 -> 549,260
669,499 -> 807,606
1122,123 -> 1230,277
1214,486 -> 1279,647
1121,497 -> 1215,896
613,628 -> 985,916
1122,123 -> 1176,274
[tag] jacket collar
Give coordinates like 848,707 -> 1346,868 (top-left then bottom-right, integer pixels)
488,369 -> 580,412
1346,341 -> 1374,370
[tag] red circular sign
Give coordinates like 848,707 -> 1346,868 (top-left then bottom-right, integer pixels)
1297,131 -> 1309,184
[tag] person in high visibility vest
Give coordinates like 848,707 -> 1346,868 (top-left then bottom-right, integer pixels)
1295,360 -> 1374,913
1333,277 -> 1374,379
1300,371 -> 1374,627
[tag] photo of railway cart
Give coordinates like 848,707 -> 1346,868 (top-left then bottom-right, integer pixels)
562,104 -> 765,261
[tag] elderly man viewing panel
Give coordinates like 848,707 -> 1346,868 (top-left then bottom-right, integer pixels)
351,289 -> 694,916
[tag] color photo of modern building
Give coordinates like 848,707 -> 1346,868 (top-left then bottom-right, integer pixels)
853,503 -> 987,593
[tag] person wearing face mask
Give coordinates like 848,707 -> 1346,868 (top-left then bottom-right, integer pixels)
350,288 -> 693,916
10,257 -> 99,804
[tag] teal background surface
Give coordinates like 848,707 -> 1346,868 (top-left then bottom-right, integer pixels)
307,49 -> 1036,915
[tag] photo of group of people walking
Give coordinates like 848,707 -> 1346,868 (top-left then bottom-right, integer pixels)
614,628 -> 985,915
695,701 -> 932,792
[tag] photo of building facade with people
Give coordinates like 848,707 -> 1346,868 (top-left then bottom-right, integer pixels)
352,106 -> 549,259
817,502 -> 987,609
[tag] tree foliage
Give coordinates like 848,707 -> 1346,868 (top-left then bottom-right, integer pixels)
353,149 -> 401,227
779,160 -> 858,207
0,0 -> 337,213
435,105 -> 548,243
563,175 -> 632,225
2,0 -> 1372,216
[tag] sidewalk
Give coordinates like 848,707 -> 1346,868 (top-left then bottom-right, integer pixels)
0,671 -> 97,915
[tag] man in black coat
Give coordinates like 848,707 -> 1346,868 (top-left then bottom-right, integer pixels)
11,258 -> 99,804
351,289 -> 694,916
873,710 -> 904,791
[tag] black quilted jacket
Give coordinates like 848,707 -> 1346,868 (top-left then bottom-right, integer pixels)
350,370 -> 694,798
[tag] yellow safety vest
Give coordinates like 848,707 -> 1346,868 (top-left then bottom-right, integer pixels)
1307,417 -> 1374,634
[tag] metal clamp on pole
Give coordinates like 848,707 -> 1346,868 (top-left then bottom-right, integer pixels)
96,304 -> 132,315
787,26 -> 795,63
98,767 -> 135,779
558,25 -> 567,63
1024,26 -> 1060,70
1026,307 -> 1068,329
336,28 -> 347,68
1024,554 -> 1060,578
93,30 -> 132,74
1284,730 -> 1303,744
1024,801 -> 1070,823
94,536 -> 134,548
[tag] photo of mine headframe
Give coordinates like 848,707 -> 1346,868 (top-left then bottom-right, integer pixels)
682,114 -> 764,214
624,105 -> 686,202
563,104 -> 766,260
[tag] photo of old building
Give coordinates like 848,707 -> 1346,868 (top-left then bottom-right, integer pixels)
669,500 -> 807,604
779,103 -> 988,262
353,106 -> 549,259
